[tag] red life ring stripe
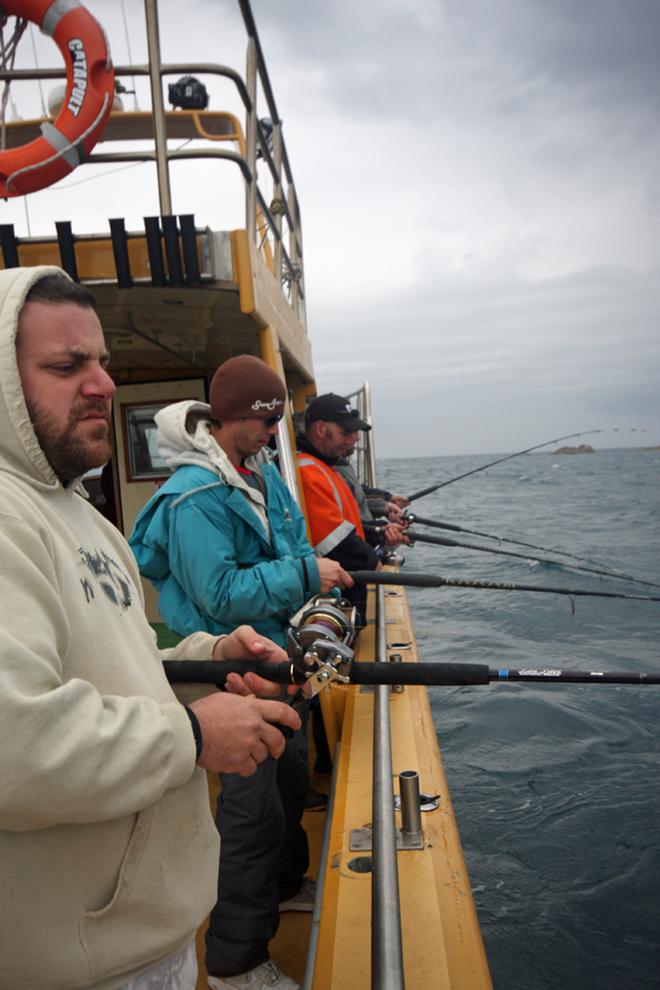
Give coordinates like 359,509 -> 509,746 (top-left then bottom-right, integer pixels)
0,0 -> 115,197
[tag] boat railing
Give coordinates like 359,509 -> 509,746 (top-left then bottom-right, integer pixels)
275,415 -> 301,506
341,381 -> 406,986
372,583 -> 406,988
344,381 -> 377,489
0,0 -> 306,328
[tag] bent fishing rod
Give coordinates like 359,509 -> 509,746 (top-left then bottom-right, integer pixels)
348,569 -> 660,604
406,429 -> 604,501
400,528 -> 660,591
402,511 -> 660,591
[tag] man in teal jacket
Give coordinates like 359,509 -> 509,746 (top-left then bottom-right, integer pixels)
130,355 -> 349,990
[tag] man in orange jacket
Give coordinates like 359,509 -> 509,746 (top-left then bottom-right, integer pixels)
297,394 -> 380,623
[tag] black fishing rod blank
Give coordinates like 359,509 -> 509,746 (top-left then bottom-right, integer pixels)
403,529 -> 660,591
407,429 -> 604,501
492,667 -> 660,685
404,512 -> 660,591
163,659 -> 660,689
330,663 -> 660,687
349,569 -> 660,603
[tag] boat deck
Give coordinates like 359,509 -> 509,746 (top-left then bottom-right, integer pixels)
194,582 -> 491,989
194,741 -> 326,988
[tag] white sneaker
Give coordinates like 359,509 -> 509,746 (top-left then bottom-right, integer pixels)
208,959 -> 299,990
278,876 -> 316,913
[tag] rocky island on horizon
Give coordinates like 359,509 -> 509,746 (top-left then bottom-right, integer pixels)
552,444 -> 595,454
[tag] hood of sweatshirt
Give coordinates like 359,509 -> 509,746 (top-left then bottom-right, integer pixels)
0,265 -> 87,495
155,399 -> 270,528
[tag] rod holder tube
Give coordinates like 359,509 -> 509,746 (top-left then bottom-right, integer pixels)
399,771 -> 422,839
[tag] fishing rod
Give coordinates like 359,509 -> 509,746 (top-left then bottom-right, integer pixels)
401,528 -> 660,591
402,511 -> 660,590
406,429 -> 604,501
349,569 -> 660,604
163,657 -> 660,690
163,594 -> 660,719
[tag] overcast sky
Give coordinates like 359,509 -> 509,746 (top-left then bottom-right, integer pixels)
4,0 -> 660,456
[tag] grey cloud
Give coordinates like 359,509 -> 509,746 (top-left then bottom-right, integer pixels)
308,262 -> 660,455
254,0 -> 660,126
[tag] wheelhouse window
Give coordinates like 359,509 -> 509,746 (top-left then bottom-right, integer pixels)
122,403 -> 170,481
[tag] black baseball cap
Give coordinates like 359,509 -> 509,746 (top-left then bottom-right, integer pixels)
305,393 -> 371,431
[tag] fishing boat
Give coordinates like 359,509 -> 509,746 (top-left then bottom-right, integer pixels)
0,1 -> 492,986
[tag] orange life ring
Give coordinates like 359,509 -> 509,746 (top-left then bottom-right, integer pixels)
0,0 -> 114,197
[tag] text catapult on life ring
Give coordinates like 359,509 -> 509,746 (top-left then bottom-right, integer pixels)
0,0 -> 115,197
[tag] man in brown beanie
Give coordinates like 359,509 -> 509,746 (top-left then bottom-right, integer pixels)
130,354 -> 350,990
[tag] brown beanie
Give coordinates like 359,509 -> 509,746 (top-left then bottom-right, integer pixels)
209,355 -> 286,421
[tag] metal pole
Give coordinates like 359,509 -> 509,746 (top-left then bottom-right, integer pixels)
275,426 -> 301,505
363,381 -> 377,488
286,182 -> 299,314
245,36 -> 257,238
143,0 -> 172,216
272,120 -> 283,284
372,584 -> 405,988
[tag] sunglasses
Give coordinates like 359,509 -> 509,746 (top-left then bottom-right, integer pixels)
263,414 -> 283,427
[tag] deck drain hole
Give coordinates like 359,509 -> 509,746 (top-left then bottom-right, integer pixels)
347,856 -> 372,873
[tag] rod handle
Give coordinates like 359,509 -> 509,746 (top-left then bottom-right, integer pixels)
163,659 -> 296,686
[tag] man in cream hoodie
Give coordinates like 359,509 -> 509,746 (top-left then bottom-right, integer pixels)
0,266 -> 299,990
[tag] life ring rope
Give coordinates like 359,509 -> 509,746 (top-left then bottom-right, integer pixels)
42,0 -> 86,38
7,91 -> 110,192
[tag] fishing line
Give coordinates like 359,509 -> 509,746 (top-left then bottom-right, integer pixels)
406,429 -> 604,501
401,528 -> 660,591
403,512 -> 660,589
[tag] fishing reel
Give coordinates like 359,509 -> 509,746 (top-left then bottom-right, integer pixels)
286,595 -> 358,697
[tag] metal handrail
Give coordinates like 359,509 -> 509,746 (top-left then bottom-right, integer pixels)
1,1 -> 306,325
236,0 -> 306,322
236,0 -> 301,218
344,382 -> 377,489
275,413 -> 301,506
0,63 -> 251,108
341,380 -> 405,983
0,64 -> 301,257
74,147 -> 302,295
372,584 -> 405,988
87,146 -> 251,181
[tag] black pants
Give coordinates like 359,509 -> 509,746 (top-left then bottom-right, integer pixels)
205,720 -> 310,977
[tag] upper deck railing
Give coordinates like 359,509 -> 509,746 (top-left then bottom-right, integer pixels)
345,382 -> 377,488
0,0 -> 306,329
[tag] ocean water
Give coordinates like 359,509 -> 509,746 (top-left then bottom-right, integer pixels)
378,449 -> 660,990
